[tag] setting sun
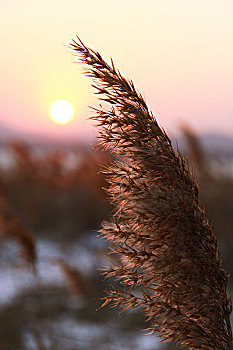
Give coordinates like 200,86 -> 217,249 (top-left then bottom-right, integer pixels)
49,100 -> 74,124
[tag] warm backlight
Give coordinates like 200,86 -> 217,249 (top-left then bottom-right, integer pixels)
49,100 -> 74,124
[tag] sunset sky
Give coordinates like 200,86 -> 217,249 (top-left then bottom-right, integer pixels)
1,0 -> 233,141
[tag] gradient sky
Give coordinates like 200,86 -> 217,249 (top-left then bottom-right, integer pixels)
1,0 -> 233,141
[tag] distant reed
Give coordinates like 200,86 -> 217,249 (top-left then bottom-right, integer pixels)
52,258 -> 90,298
181,125 -> 211,182
0,192 -> 36,267
70,37 -> 232,350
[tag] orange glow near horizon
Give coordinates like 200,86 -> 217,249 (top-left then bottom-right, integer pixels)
0,0 -> 233,140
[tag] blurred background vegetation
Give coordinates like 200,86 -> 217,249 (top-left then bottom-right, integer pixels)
0,129 -> 232,350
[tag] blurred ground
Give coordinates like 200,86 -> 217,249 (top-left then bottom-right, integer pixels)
0,132 -> 232,350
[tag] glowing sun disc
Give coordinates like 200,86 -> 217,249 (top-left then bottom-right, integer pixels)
49,100 -> 74,124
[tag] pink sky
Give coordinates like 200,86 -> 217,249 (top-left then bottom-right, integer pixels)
0,0 -> 233,141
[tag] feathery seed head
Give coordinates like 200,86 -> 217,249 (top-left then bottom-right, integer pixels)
70,37 -> 232,350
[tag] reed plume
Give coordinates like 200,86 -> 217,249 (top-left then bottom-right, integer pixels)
70,37 -> 232,349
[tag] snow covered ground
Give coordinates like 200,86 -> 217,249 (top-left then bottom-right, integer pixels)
0,235 -> 161,350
